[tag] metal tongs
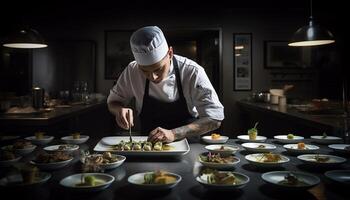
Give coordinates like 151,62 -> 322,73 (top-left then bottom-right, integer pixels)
128,110 -> 132,143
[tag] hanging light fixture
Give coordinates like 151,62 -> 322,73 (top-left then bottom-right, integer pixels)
288,0 -> 335,47
2,28 -> 48,49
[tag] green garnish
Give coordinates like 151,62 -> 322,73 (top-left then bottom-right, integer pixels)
322,132 -> 327,139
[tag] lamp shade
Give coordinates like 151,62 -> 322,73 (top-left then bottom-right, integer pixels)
288,18 -> 335,47
2,28 -> 48,48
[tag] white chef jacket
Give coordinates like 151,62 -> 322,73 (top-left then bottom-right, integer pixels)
107,54 -> 224,121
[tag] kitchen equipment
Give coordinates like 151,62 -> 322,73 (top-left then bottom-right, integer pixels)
252,92 -> 270,103
32,87 -> 45,109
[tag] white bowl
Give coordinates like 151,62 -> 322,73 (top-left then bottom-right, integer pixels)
205,144 -> 239,156
30,157 -> 73,170
60,173 -> 115,192
44,144 -> 79,152
297,154 -> 346,166
201,135 -> 229,144
245,153 -> 290,167
237,135 -> 267,143
311,135 -> 342,144
25,136 -> 54,146
328,144 -> 350,154
82,154 -> 126,170
324,170 -> 350,185
262,171 -> 320,190
241,143 -> 276,153
61,135 -> 89,144
196,171 -> 249,191
198,152 -> 240,169
127,171 -> 181,190
283,144 -> 319,154
274,135 -> 304,143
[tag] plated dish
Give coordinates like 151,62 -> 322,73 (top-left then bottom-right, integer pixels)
82,152 -> 126,170
262,171 -> 320,190
2,143 -> 36,156
237,135 -> 267,143
30,151 -> 73,170
310,135 -> 342,144
95,136 -> 190,156
198,152 -> 240,169
25,135 -> 54,146
196,170 -> 249,190
297,154 -> 346,166
241,142 -> 276,153
204,144 -> 239,156
0,172 -> 51,187
274,135 -> 304,143
61,134 -> 89,144
127,171 -> 181,190
283,143 -> 319,154
324,170 -> 350,185
328,144 -> 350,154
245,153 -> 290,167
44,144 -> 79,152
59,173 -> 115,192
202,134 -> 229,144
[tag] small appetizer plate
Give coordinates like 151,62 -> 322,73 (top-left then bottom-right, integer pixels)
237,135 -> 267,143
44,144 -> 79,152
196,171 -> 249,191
262,171 -> 320,190
297,154 -> 346,167
60,173 -> 115,192
283,144 -> 319,154
241,142 -> 276,153
25,136 -> 54,146
324,170 -> 350,186
328,144 -> 350,154
127,171 -> 181,190
245,153 -> 290,168
274,135 -> 304,144
310,135 -> 342,144
61,135 -> 89,144
202,135 -> 229,144
205,144 -> 239,156
198,152 -> 240,169
82,154 -> 126,170
30,157 -> 73,170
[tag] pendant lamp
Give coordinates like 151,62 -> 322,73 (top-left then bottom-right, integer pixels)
288,0 -> 335,47
2,28 -> 48,49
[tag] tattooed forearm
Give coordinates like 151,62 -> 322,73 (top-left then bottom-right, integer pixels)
172,117 -> 221,140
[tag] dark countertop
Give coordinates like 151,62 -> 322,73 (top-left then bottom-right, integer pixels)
0,101 -> 107,126
1,136 -> 349,200
237,100 -> 349,131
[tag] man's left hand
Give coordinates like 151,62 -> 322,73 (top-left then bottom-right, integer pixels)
148,127 -> 175,143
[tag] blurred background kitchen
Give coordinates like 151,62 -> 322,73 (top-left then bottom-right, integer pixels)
0,0 -> 348,139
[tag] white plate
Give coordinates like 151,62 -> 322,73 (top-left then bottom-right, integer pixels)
245,153 -> 290,167
0,156 -> 22,167
241,142 -> 276,153
201,135 -> 229,144
205,144 -> 239,156
2,145 -> 37,156
127,171 -> 181,190
324,170 -> 350,185
328,144 -> 350,154
25,136 -> 54,146
297,154 -> 346,166
30,157 -> 73,170
95,136 -> 190,157
61,135 -> 89,144
0,172 -> 51,187
60,173 -> 115,192
44,144 -> 79,152
311,135 -> 342,144
196,171 -> 249,190
198,152 -> 240,169
82,154 -> 126,170
283,144 -> 319,154
237,135 -> 267,143
274,135 -> 304,143
262,171 -> 320,190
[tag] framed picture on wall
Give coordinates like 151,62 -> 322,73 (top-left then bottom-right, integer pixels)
233,33 -> 252,91
264,41 -> 309,69
105,30 -> 135,80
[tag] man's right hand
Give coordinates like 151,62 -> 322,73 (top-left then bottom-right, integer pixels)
115,107 -> 134,130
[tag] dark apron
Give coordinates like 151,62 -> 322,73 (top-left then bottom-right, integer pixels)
139,57 -> 196,134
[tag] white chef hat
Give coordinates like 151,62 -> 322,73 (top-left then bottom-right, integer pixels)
130,26 -> 169,66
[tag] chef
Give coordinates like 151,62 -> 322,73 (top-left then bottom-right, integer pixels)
107,26 -> 224,143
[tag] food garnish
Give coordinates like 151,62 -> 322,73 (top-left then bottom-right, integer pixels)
313,155 -> 330,163
258,144 -> 266,149
287,134 -> 294,139
248,122 -> 259,140
258,152 -> 282,162
76,175 -> 105,187
202,170 -> 240,185
143,170 -> 177,184
297,142 -> 305,150
211,133 -> 221,140
322,132 -> 327,139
